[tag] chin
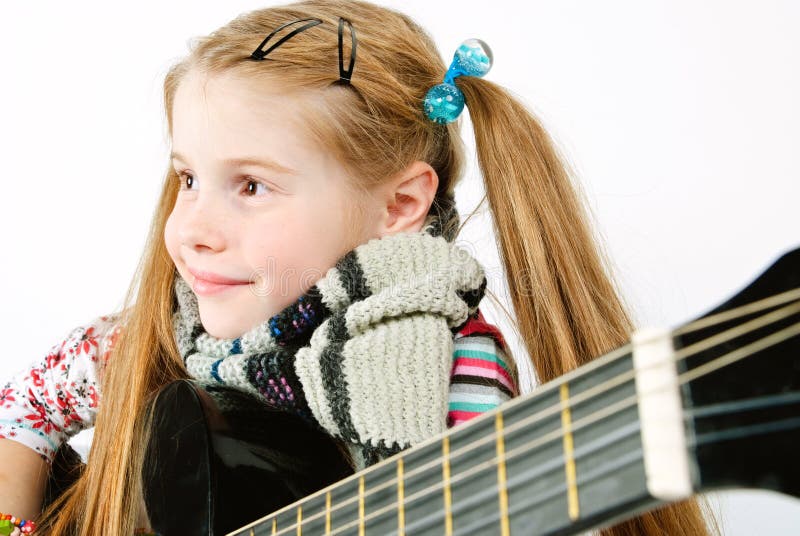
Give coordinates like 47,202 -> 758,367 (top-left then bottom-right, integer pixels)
198,315 -> 247,340
206,326 -> 246,340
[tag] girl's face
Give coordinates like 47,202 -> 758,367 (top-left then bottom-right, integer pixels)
164,70 -> 376,339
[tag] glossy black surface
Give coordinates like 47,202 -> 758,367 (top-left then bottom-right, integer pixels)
676,246 -> 800,498
142,379 -> 353,535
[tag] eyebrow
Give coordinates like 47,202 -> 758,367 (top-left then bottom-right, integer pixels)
170,150 -> 298,175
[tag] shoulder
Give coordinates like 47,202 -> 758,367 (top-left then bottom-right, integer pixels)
448,308 -> 518,427
53,312 -> 123,369
452,309 -> 515,391
455,308 -> 509,352
0,312 -> 124,464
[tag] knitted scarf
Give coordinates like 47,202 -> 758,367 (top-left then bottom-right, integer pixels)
171,218 -> 487,463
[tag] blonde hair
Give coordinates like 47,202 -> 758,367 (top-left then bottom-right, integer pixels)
37,1 -> 714,534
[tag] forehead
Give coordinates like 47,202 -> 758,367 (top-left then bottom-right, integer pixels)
170,70 -> 320,168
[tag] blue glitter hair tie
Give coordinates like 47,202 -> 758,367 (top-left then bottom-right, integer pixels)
423,38 -> 493,124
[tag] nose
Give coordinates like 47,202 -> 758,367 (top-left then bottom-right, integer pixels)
176,191 -> 228,253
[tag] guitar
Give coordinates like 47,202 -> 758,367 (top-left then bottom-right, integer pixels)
142,245 -> 800,535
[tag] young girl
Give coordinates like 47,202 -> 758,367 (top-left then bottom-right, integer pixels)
0,0 -> 712,534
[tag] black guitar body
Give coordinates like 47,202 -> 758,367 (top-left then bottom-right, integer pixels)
142,380 -> 354,535
677,246 -> 800,497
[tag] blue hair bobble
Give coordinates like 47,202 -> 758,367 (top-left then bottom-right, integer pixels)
423,38 -> 493,124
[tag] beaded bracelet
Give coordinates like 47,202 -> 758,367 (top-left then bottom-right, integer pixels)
0,512 -> 158,536
0,513 -> 35,535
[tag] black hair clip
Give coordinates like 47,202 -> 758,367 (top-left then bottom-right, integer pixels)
338,17 -> 357,84
250,18 -> 323,61
248,16 -> 357,85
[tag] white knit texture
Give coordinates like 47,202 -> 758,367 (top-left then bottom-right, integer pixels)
316,266 -> 351,312
195,334 -> 236,358
240,324 -> 279,355
342,314 -> 452,446
349,232 -> 485,334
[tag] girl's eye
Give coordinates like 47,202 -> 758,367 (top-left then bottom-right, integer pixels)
175,172 -> 273,197
242,178 -> 274,197
177,171 -> 195,190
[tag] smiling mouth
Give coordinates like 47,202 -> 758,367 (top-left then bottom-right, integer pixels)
191,274 -> 251,296
192,273 -> 250,296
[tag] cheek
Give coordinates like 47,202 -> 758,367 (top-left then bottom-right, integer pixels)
242,211 -> 347,290
244,230 -> 305,285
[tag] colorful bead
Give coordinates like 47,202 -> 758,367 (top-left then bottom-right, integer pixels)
0,514 -> 35,536
423,38 -> 493,124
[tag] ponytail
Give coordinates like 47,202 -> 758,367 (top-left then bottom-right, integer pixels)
457,76 -> 717,536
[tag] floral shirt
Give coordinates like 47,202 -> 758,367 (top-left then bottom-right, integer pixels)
0,309 -> 516,464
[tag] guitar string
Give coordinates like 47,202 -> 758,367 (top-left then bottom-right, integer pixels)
685,390 -> 800,419
317,318 -> 800,536
232,288 -> 800,534
256,303 -> 799,536
673,287 -> 800,337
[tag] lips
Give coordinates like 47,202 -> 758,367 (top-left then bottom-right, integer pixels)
187,267 -> 252,297
188,267 -> 251,285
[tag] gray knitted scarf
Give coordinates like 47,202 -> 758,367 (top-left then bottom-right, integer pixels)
171,219 -> 487,462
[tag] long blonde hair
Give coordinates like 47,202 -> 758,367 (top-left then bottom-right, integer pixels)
38,1 -> 713,533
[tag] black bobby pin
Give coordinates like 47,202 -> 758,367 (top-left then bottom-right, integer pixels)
338,17 -> 357,84
250,18 -> 323,61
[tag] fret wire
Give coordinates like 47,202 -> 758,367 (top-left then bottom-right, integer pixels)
559,383 -> 580,520
272,517 -> 277,535
296,505 -> 302,536
358,474 -> 365,536
442,435 -> 453,535
397,457 -> 406,535
242,307 -> 798,536
495,411 -> 510,536
325,491 -> 331,535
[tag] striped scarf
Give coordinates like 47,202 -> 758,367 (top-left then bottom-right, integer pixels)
172,220 -> 487,461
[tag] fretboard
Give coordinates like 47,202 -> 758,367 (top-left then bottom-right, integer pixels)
228,342 -> 686,536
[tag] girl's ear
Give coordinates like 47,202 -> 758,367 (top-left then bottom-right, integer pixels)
373,160 -> 439,237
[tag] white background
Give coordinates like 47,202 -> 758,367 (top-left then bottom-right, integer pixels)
0,1 -> 798,533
